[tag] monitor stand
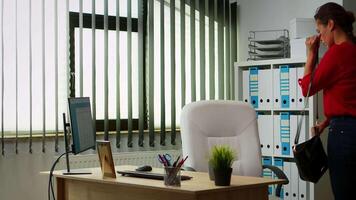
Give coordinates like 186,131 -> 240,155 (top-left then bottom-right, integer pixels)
62,113 -> 92,175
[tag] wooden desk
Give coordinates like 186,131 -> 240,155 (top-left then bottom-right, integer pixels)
52,165 -> 285,200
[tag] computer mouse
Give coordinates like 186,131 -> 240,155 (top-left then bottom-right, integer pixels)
135,165 -> 152,172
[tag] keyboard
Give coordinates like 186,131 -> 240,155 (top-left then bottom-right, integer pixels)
117,170 -> 192,181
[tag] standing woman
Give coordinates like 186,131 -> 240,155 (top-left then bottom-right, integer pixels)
299,2 -> 356,199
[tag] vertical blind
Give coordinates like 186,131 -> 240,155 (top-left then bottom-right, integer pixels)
148,0 -> 238,146
1,0 -> 68,154
0,0 -> 237,154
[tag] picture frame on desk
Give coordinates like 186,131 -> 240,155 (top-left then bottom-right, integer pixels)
97,140 -> 116,178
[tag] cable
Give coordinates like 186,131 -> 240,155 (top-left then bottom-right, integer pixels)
48,151 -> 71,200
49,151 -> 70,200
50,180 -> 55,200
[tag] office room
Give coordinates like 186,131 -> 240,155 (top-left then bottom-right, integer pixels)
1,0 -> 356,199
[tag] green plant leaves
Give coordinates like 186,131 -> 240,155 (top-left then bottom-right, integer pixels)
209,145 -> 237,171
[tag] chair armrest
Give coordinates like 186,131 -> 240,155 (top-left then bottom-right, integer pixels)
181,166 -> 196,171
262,165 -> 289,197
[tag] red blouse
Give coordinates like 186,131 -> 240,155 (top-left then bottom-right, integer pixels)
298,41 -> 356,119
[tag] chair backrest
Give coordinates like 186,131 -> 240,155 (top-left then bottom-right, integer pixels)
180,100 -> 262,177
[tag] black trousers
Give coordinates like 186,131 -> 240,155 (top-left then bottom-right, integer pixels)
328,117 -> 356,200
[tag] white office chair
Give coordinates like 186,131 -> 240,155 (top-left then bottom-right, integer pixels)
180,100 -> 288,196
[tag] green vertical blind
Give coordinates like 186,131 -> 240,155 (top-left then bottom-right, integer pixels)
138,0 -> 145,147
72,0 -> 142,147
148,0 -> 155,146
115,0 -> 120,147
92,0 -> 97,144
1,0 -> 4,155
41,0 -> 46,153
73,0 -> 143,146
0,0 -> 72,154
0,0 -> 237,153
148,0 -> 237,145
160,0 -> 166,145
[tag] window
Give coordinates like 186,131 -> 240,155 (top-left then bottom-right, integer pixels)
0,0 -> 237,150
69,12 -> 143,131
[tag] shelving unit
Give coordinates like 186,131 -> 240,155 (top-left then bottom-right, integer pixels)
234,58 -> 332,200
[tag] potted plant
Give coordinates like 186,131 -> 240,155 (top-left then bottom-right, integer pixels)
208,145 -> 237,186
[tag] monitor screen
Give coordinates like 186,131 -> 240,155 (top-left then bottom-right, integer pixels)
68,97 -> 95,154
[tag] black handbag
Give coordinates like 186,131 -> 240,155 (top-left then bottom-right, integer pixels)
293,135 -> 328,183
293,51 -> 328,183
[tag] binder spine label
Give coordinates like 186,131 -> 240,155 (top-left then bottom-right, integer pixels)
274,158 -> 284,199
280,112 -> 291,156
280,66 -> 290,108
249,67 -> 259,108
263,157 -> 273,195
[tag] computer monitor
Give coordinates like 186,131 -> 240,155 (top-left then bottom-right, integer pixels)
68,97 -> 95,155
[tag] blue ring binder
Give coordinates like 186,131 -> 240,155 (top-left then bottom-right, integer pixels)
280,66 -> 290,108
280,112 -> 291,156
249,67 -> 259,108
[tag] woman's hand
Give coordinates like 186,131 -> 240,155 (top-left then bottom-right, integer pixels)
304,34 -> 321,75
305,35 -> 321,55
311,119 -> 329,137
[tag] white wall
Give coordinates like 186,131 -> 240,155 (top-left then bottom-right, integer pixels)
344,0 -> 356,14
344,0 -> 356,33
236,0 -> 343,61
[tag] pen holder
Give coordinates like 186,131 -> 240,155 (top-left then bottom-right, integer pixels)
164,166 -> 181,187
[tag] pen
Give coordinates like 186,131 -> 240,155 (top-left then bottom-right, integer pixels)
163,154 -> 171,166
172,156 -> 180,167
158,154 -> 167,166
177,156 -> 188,168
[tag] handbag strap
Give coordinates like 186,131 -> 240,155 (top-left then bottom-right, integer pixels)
294,54 -> 319,145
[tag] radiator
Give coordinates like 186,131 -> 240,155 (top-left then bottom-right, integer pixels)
59,149 -> 182,169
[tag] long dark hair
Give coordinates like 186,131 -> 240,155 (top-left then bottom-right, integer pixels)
314,2 -> 356,43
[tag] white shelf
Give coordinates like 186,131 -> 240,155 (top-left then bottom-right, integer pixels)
255,108 -> 309,112
237,58 -> 306,67
261,154 -> 296,159
234,58 -> 331,200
